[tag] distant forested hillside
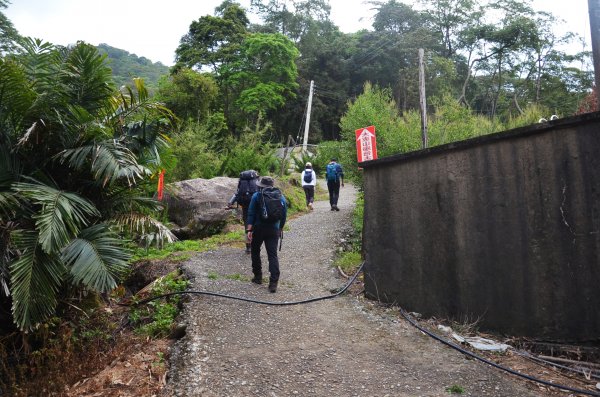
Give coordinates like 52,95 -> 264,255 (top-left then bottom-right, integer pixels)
96,43 -> 169,91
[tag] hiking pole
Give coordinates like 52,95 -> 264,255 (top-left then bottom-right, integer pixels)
279,230 -> 283,251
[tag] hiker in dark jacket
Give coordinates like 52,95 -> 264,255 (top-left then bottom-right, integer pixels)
246,176 -> 287,293
325,158 -> 344,211
227,170 -> 259,253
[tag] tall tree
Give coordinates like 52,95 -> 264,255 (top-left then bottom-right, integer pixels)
156,68 -> 219,123
0,0 -> 21,54
175,1 -> 249,132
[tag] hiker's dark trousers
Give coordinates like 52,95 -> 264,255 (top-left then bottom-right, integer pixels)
250,226 -> 280,282
327,180 -> 340,206
303,185 -> 315,205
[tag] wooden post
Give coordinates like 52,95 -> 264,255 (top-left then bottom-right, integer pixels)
280,135 -> 293,177
418,49 -> 428,149
589,0 -> 600,91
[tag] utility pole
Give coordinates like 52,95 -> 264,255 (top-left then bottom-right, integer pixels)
418,49 -> 428,149
302,80 -> 314,152
589,0 -> 600,91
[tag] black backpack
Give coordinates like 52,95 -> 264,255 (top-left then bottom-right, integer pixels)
260,187 -> 284,223
303,169 -> 313,184
237,170 -> 258,206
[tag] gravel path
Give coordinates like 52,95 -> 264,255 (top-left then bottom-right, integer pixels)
165,183 -> 540,397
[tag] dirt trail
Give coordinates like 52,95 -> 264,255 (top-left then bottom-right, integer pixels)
165,183 -> 545,397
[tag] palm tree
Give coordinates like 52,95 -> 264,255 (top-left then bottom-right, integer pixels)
0,39 -> 175,330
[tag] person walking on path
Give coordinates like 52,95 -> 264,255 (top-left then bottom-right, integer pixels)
325,158 -> 344,211
301,162 -> 316,210
246,176 -> 287,293
227,170 -> 259,253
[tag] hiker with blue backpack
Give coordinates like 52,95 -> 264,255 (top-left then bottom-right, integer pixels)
325,158 -> 344,211
227,170 -> 259,253
246,176 -> 287,293
301,162 -> 316,210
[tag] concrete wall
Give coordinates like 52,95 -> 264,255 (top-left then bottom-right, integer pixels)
361,112 -> 600,341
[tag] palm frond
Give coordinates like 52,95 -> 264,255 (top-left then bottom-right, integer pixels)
0,221 -> 16,297
0,192 -> 20,218
0,145 -> 22,217
61,224 -> 130,292
58,139 -> 148,186
12,182 -> 100,253
112,213 -> 177,247
10,229 -> 66,330
17,38 -> 62,94
0,57 -> 35,130
61,42 -> 115,113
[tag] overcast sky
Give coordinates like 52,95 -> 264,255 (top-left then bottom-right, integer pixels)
4,0 -> 591,66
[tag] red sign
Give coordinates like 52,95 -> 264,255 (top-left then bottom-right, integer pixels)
355,125 -> 377,162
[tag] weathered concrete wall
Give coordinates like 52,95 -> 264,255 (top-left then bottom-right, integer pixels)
361,112 -> 600,341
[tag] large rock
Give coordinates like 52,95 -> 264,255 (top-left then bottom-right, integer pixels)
164,177 -> 239,239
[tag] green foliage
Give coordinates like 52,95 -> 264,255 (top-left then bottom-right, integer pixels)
156,68 -> 219,123
96,44 -> 169,93
352,192 -> 364,239
129,271 -> 189,338
446,384 -> 465,394
428,94 -> 501,146
168,122 -> 224,181
224,273 -> 250,281
1,40 -> 175,330
290,151 -> 315,173
219,116 -> 279,176
339,82 -> 421,184
333,192 -> 363,274
276,175 -> 308,216
229,33 -> 300,115
504,104 -> 549,130
335,251 -> 362,274
130,230 -> 245,262
312,141 -> 343,177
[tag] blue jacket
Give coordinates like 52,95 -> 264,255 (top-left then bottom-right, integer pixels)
247,188 -> 287,229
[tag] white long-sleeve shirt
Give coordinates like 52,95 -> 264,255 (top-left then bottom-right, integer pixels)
301,169 -> 316,187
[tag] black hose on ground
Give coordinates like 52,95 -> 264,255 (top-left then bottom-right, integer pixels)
398,308 -> 600,397
120,262 -> 364,307
120,262 -> 599,396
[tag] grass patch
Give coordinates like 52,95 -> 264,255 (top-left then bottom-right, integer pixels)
335,251 -> 363,274
224,273 -> 251,282
446,384 -> 465,394
129,270 -> 190,338
130,230 -> 245,262
207,271 -> 219,280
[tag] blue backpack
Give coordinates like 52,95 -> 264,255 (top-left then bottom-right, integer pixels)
303,169 -> 313,184
326,163 -> 338,182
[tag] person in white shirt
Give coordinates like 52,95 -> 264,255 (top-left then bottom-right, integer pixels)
301,162 -> 317,210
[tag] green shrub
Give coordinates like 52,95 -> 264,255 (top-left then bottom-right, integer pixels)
130,271 -> 190,338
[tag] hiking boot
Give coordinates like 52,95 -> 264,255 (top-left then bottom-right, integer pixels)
245,244 -> 251,254
334,205 -> 340,211
251,275 -> 263,284
330,206 -> 335,211
308,203 -> 313,210
268,280 -> 278,293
